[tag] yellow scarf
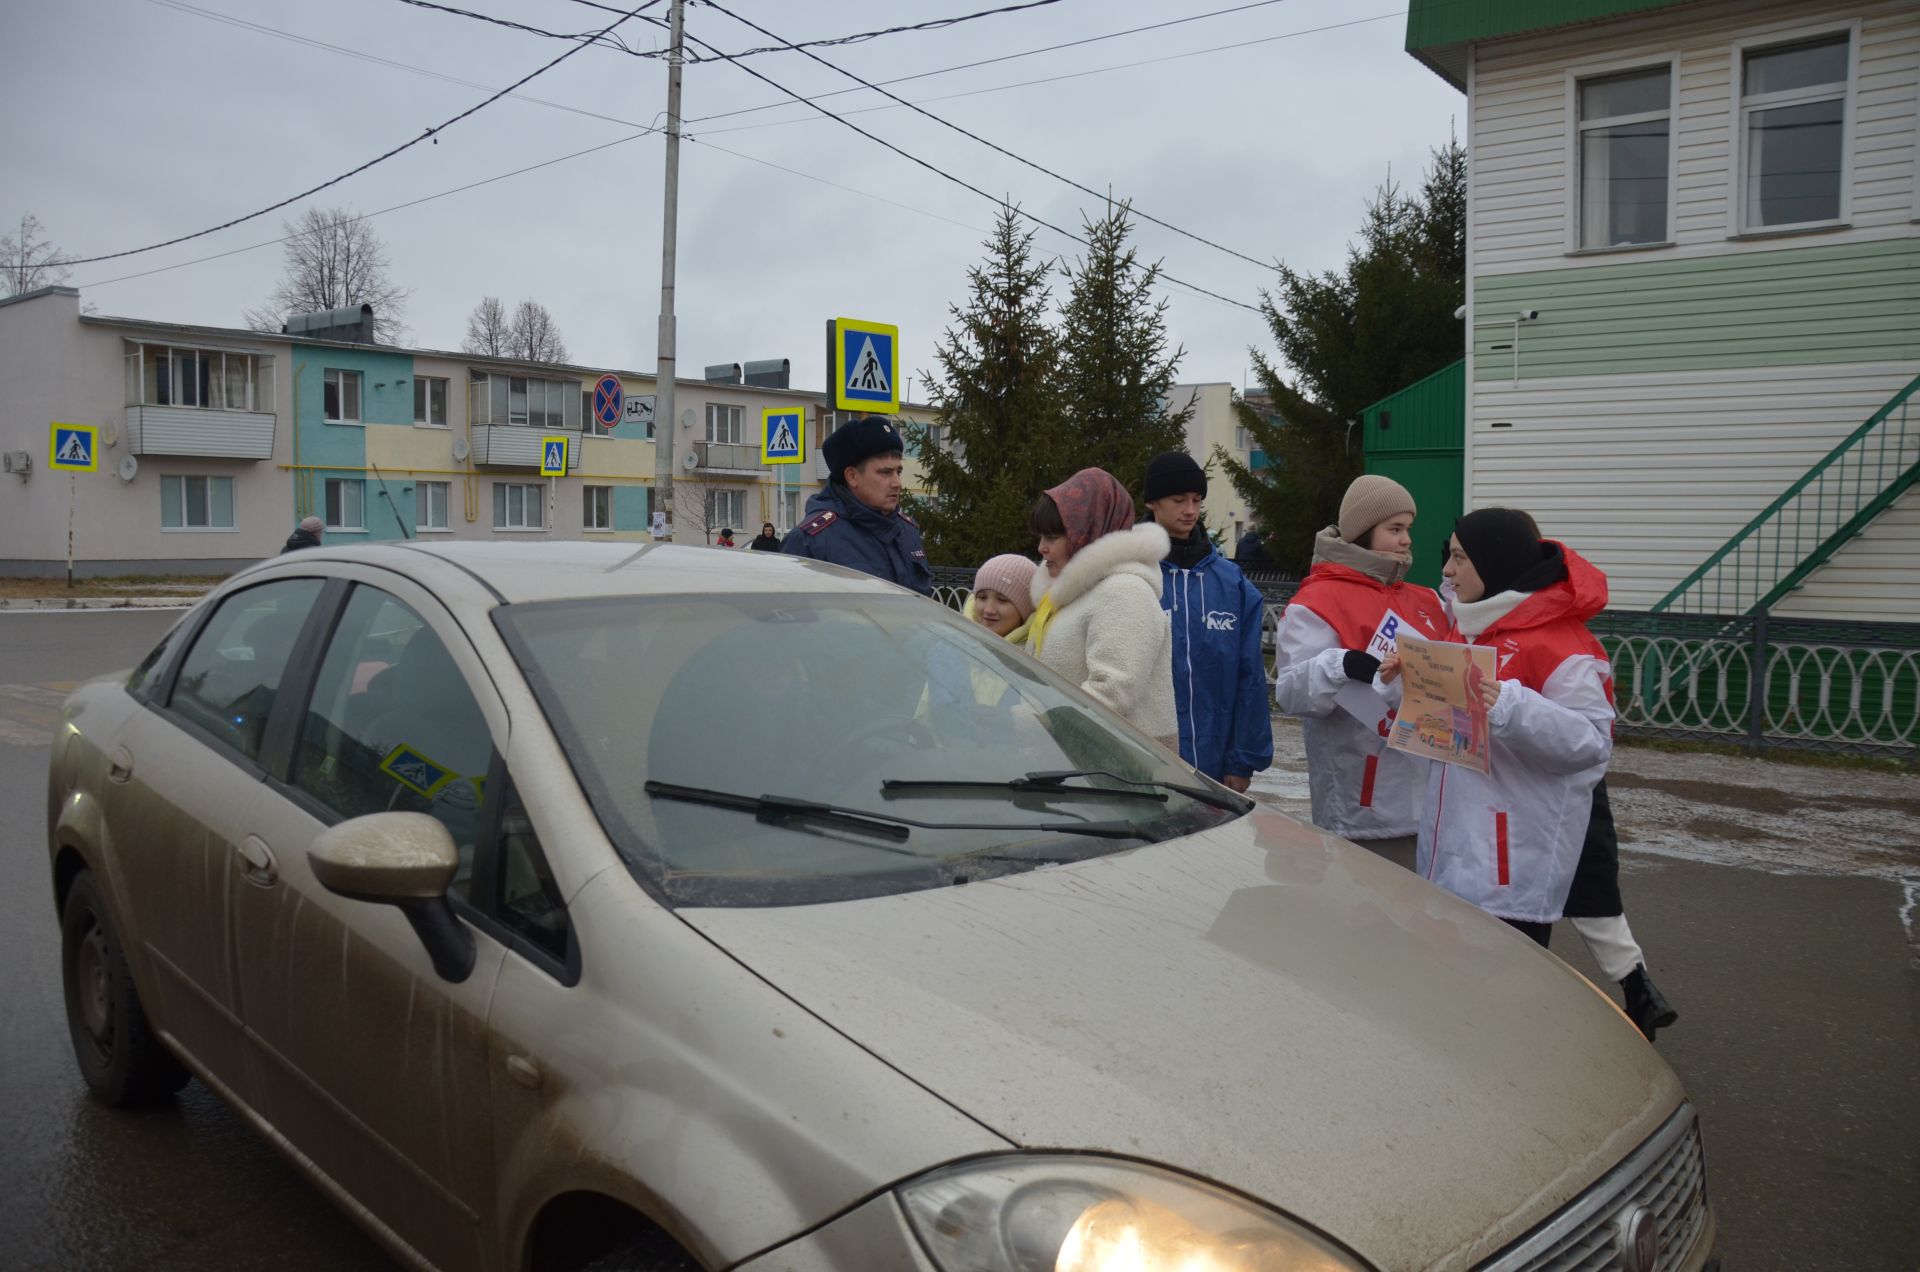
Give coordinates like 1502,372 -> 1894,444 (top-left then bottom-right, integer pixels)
1024,592 -> 1057,655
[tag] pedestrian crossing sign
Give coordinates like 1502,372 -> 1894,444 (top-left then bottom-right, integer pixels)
833,317 -> 899,414
762,406 -> 804,465
379,743 -> 456,798
540,435 -> 569,477
50,422 -> 98,473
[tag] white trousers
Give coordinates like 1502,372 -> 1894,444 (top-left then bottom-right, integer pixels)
1573,913 -> 1644,983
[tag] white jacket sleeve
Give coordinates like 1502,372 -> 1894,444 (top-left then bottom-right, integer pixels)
1272,606 -> 1350,719
1487,654 -> 1613,775
1080,576 -> 1168,718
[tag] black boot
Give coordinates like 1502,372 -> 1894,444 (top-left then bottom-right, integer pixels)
1620,965 -> 1678,1041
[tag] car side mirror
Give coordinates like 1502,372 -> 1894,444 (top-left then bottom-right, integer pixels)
309,813 -> 475,983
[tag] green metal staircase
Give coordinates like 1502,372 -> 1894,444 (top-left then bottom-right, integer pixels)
1653,371 -> 1920,616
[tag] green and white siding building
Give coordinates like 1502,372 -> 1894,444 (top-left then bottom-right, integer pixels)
1410,0 -> 1920,620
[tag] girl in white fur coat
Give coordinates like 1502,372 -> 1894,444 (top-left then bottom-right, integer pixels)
1024,467 -> 1179,748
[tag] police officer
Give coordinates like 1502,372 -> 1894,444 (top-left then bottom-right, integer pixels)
781,414 -> 933,595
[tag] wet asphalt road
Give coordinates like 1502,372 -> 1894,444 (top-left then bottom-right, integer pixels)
1,610 -> 1915,1270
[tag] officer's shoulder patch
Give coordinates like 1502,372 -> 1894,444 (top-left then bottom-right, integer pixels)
800,510 -> 837,536
897,509 -> 918,528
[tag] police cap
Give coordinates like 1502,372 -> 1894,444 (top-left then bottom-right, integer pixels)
823,414 -> 905,482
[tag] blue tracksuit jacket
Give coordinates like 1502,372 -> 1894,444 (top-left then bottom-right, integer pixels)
1160,543 -> 1274,781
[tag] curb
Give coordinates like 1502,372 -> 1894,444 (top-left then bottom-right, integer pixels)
0,596 -> 201,611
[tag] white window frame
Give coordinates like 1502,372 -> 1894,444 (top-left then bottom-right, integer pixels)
323,478 -> 366,532
324,368 -> 363,425
126,343 -> 266,411
583,484 -> 613,531
416,480 -> 451,533
1727,21 -> 1859,238
705,487 -> 746,533
492,482 -> 547,532
705,403 -> 743,445
159,474 -> 236,532
414,375 -> 449,428
1563,52 -> 1680,254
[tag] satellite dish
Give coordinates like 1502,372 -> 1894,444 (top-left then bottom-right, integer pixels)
451,436 -> 470,461
102,422 -> 120,449
680,409 -> 696,429
118,455 -> 139,483
681,451 -> 699,471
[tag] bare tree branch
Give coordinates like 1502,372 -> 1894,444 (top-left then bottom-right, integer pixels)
507,299 -> 569,363
463,296 -> 511,356
1,214 -> 73,296
247,206 -> 410,342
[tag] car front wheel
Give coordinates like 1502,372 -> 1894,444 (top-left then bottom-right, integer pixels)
61,870 -> 190,1105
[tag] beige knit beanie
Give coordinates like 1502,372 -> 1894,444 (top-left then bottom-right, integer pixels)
973,554 -> 1038,619
1337,474 -> 1417,543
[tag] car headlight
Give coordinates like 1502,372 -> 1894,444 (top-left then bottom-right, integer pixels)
897,1155 -> 1367,1271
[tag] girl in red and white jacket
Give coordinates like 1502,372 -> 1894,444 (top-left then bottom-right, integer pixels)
1389,508 -> 1615,947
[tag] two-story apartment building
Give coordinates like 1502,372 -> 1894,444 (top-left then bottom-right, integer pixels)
1412,0 -> 1920,620
0,287 -> 936,576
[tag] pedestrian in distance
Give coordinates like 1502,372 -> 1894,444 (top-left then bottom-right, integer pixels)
747,522 -> 782,552
280,515 -> 324,554
1382,508 -> 1614,949
715,528 -> 736,548
1141,451 -> 1272,793
1273,476 -> 1448,841
1236,523 -> 1272,568
1025,468 -> 1178,750
781,415 -> 933,595
965,553 -> 1037,642
1498,510 -> 1680,1040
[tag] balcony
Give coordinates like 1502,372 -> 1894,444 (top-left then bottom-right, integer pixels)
470,425 -> 579,470
125,406 -> 275,459
690,440 -> 762,473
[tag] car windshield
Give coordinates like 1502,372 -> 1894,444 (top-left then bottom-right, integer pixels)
495,593 -> 1241,906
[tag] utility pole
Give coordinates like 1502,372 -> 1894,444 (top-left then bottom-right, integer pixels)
652,0 -> 686,533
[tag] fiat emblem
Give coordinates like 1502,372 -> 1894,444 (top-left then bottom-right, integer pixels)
1616,1206 -> 1660,1272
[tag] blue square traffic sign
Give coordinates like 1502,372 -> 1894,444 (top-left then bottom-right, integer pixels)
834,318 -> 898,413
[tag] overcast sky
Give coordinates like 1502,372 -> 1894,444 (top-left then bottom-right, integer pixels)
5,0 -> 1460,395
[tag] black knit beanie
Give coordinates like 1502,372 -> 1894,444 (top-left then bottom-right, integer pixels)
1143,451 -> 1207,503
1454,508 -> 1553,598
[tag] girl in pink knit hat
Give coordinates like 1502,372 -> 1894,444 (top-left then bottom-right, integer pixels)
967,553 -> 1037,642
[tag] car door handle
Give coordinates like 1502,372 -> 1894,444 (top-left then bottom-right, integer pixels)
236,835 -> 277,887
108,746 -> 134,784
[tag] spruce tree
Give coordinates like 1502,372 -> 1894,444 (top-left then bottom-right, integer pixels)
1219,139 -> 1467,574
903,205 -> 1069,566
1056,201 -> 1191,502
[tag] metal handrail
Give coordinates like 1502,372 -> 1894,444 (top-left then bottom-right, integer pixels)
1653,372 -> 1920,616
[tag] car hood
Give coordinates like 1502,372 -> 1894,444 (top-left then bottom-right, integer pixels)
683,809 -> 1683,1271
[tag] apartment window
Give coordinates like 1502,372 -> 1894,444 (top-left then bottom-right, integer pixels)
324,478 -> 365,531
1738,33 -> 1852,231
414,376 -> 448,427
1235,425 -> 1252,451
160,475 -> 235,530
779,488 -> 799,532
1575,64 -> 1672,248
583,485 -> 613,530
468,372 -> 582,430
705,403 -> 743,444
705,488 -> 745,533
324,369 -> 362,423
493,482 -> 545,531
416,480 -> 450,531
127,344 -> 270,411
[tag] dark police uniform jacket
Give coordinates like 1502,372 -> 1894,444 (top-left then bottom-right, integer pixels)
779,486 -> 933,595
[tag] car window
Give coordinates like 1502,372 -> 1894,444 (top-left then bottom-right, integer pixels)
167,580 -> 325,762
497,594 -> 1240,907
127,613 -> 193,700
289,585 -> 493,888
491,776 -> 568,963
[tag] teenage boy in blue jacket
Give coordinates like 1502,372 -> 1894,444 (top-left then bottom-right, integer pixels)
1142,451 -> 1273,792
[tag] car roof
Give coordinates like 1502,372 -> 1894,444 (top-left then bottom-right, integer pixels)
250,541 -> 922,607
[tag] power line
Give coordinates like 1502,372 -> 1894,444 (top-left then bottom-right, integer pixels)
564,0 -> 1064,62
392,0 -> 667,58
671,22 -> 1263,313
702,0 -> 1276,273
62,0 -> 664,267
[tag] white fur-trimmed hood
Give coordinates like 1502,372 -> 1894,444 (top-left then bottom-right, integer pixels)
1031,522 -> 1170,611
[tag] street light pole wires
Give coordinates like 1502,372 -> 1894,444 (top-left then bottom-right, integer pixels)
59,0 -> 663,267
700,0 -> 1277,274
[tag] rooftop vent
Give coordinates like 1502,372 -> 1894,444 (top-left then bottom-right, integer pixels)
282,304 -> 375,344
703,362 -> 742,384
742,358 -> 790,389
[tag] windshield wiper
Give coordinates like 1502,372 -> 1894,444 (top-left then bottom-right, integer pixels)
881,776 -> 1167,803
644,781 -> 1150,841
884,769 -> 1250,813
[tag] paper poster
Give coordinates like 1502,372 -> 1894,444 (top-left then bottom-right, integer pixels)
1333,609 -> 1408,728
1365,608 -> 1409,661
1386,634 -> 1496,774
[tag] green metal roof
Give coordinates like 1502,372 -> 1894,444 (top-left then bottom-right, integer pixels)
1406,0 -> 1695,88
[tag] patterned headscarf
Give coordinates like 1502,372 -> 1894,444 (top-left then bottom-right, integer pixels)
1045,468 -> 1137,557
